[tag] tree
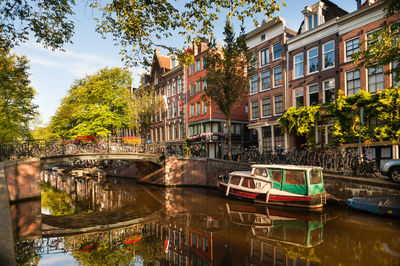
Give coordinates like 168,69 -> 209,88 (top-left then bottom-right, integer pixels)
0,0 -> 75,50
1,1 -> 283,66
0,49 -> 38,142
126,85 -> 163,139
353,0 -> 400,83
49,67 -> 132,138
203,19 -> 254,159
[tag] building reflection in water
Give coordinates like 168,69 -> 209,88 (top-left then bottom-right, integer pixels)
12,171 -> 400,265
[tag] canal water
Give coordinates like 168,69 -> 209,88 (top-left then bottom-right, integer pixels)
12,171 -> 400,265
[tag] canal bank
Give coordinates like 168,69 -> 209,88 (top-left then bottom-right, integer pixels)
133,157 -> 400,201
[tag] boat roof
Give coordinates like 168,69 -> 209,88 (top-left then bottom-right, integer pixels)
251,164 -> 323,170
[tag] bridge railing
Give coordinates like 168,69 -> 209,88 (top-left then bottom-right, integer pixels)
0,137 -> 166,161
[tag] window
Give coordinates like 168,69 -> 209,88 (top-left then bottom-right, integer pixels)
346,37 -> 360,61
229,176 -> 241,185
202,100 -> 207,114
261,34 -> 265,41
346,69 -> 361,96
368,66 -> 384,93
178,78 -> 182,93
294,53 -> 304,78
178,99 -> 183,116
308,47 -> 318,74
308,84 -> 319,106
260,48 -> 269,66
285,170 -> 305,185
261,98 -> 271,117
196,102 -> 201,116
393,61 -> 399,86
167,83 -> 171,97
251,74 -> 258,93
202,80 -> 207,91
367,29 -> 381,47
190,63 -> 194,75
196,81 -> 201,93
252,52 -> 258,69
242,178 -> 255,189
252,101 -> 259,119
167,103 -> 172,119
261,70 -> 270,91
323,79 -> 335,103
190,103 -> 194,117
274,95 -> 283,115
262,126 -> 272,150
172,80 -> 177,95
190,83 -> 195,96
196,59 -> 201,72
308,13 -> 318,30
168,125 -> 172,140
294,87 -> 304,107
310,170 -> 322,185
273,66 -> 282,87
174,124 -> 178,140
323,41 -> 334,69
173,102 -> 177,117
270,169 -> 282,183
273,43 -> 281,60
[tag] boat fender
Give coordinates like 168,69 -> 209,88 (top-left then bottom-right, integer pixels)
226,186 -> 230,196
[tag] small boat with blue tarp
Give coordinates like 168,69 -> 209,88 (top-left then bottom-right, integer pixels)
346,196 -> 400,218
217,164 -> 327,208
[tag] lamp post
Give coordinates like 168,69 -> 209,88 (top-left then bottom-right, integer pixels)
357,106 -> 364,175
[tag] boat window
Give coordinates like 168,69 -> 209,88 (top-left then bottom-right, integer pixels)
285,170 -> 306,185
242,178 -> 256,189
253,168 -> 268,177
230,176 -> 241,185
310,170 -> 322,185
270,170 -> 282,183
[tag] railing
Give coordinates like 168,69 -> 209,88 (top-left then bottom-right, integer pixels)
0,138 -> 166,161
235,146 -> 380,177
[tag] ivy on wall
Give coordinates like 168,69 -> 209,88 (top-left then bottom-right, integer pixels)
279,86 -> 400,146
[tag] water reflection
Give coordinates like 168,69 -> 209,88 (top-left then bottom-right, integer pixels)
12,171 -> 400,265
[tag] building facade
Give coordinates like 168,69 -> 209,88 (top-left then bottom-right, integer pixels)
245,17 -> 296,151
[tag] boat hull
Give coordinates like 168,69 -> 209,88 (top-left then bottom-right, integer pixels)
217,182 -> 325,209
346,196 -> 400,218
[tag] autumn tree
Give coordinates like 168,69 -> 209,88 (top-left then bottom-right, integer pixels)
126,85 -> 163,139
203,19 -> 254,159
0,49 -> 38,142
49,67 -> 132,138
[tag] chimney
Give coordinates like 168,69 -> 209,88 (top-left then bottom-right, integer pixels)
356,0 -> 361,9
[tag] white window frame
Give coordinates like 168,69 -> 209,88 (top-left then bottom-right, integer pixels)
294,53 -> 304,79
274,95 -> 283,116
250,74 -> 258,94
346,69 -> 361,96
294,87 -> 304,108
323,79 -> 335,103
345,37 -> 360,62
261,97 -> 272,118
273,66 -> 282,88
366,28 -> 381,47
367,66 -> 384,93
273,43 -> 282,61
392,60 -> 399,87
261,70 -> 270,91
323,41 -> 335,70
260,48 -> 269,66
251,100 -> 259,120
308,84 -> 319,106
307,47 -> 318,74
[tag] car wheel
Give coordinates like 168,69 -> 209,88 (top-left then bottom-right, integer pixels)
389,167 -> 400,182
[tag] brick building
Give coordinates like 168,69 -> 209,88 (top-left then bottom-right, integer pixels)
245,17 -> 296,151
186,43 -> 250,159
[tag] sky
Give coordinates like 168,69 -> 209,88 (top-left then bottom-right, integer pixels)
14,0 -> 357,125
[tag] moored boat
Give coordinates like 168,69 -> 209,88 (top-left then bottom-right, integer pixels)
217,164 -> 327,208
346,196 -> 400,218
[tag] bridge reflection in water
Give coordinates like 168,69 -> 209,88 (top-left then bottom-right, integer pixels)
11,171 -> 400,266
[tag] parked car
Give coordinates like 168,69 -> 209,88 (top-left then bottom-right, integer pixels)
380,160 -> 400,182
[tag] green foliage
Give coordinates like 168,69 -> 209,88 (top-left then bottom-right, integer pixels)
41,182 -> 75,216
0,0 -> 75,50
92,0 -> 282,66
126,85 -> 162,138
280,87 -> 400,145
279,106 -> 320,136
203,19 -> 254,158
49,67 -> 132,138
0,49 -> 38,142
352,0 -> 400,83
184,137 -> 191,157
